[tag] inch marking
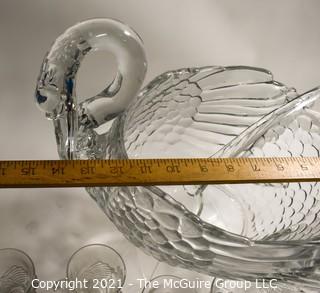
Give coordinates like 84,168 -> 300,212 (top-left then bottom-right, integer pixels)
0,157 -> 318,188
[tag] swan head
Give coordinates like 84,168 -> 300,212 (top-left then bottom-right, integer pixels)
35,18 -> 147,158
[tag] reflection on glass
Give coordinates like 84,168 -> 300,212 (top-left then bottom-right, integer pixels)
36,18 -> 320,288
142,275 -> 197,293
0,248 -> 36,293
67,244 -> 126,293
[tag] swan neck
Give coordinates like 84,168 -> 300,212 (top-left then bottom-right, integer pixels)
35,18 -> 147,159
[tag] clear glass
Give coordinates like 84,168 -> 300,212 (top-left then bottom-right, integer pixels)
35,18 -> 320,291
67,244 -> 126,293
0,248 -> 36,293
141,275 -> 197,293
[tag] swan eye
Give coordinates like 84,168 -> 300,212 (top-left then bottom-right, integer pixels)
35,90 -> 47,104
35,84 -> 63,118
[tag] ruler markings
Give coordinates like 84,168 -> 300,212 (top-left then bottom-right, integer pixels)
0,158 -> 319,188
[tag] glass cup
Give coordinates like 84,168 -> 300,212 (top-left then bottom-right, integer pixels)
67,244 -> 126,293
0,248 -> 37,293
142,275 -> 198,293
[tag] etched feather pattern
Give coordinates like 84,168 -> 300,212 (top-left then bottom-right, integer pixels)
123,66 -> 297,158
237,94 -> 320,240
0,265 -> 29,293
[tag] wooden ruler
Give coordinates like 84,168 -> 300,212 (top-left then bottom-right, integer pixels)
0,157 -> 319,188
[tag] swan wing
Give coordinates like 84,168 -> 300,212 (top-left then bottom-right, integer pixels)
201,88 -> 320,240
234,88 -> 320,240
237,87 -> 320,159
122,66 -> 297,158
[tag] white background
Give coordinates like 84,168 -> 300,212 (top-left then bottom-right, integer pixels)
0,0 -> 320,291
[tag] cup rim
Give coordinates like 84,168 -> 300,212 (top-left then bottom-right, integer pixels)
0,248 -> 36,292
0,248 -> 36,276
66,243 -> 127,287
142,274 -> 198,292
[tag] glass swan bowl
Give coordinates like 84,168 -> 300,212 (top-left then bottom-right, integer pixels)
35,19 -> 320,289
